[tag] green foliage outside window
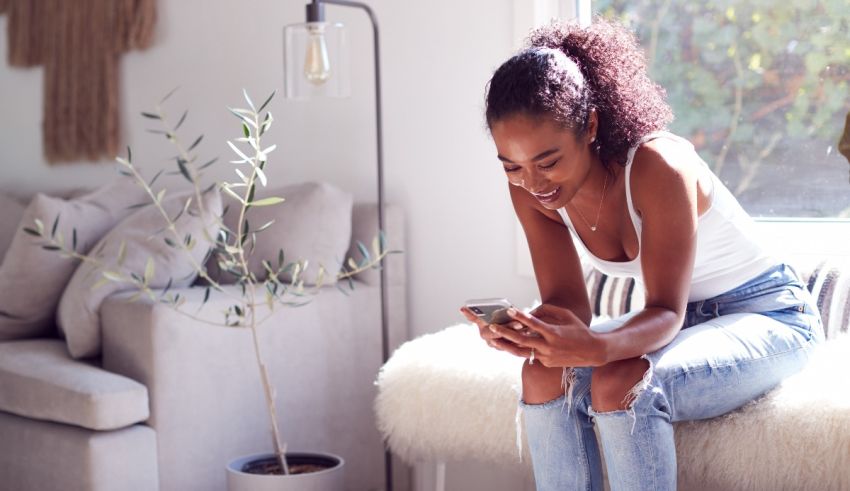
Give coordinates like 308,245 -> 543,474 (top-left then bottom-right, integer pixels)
596,0 -> 850,217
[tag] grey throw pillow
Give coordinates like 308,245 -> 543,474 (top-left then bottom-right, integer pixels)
0,192 -> 26,264
0,178 -> 149,341
205,181 -> 353,286
58,189 -> 222,359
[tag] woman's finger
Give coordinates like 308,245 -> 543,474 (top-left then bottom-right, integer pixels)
491,338 -> 532,358
460,306 -> 489,329
489,323 -> 545,349
506,308 -> 551,336
531,304 -> 575,322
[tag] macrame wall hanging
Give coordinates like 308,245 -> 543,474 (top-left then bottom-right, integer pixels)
0,0 -> 156,164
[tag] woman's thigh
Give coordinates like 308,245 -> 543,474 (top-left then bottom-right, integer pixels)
646,312 -> 817,422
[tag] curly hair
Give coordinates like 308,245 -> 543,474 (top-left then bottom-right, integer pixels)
485,17 -> 673,167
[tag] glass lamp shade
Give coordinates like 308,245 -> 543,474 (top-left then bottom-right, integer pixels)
284,22 -> 351,99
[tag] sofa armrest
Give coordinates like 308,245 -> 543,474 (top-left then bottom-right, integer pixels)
349,203 -> 406,288
99,279 -> 404,491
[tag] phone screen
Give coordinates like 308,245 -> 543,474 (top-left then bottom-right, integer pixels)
465,298 -> 513,324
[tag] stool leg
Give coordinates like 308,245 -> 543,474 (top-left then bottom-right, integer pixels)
435,462 -> 446,491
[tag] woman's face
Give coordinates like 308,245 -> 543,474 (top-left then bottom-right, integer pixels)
490,113 -> 596,210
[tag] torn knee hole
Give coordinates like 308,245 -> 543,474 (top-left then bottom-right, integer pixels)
620,355 -> 652,409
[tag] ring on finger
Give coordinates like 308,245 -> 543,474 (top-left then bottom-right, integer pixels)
529,347 -> 535,365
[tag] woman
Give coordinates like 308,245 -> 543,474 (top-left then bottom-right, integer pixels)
460,18 -> 824,490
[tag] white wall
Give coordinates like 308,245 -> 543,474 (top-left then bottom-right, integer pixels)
0,1 -> 543,489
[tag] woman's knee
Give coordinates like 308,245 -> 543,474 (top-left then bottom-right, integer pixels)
521,361 -> 567,404
590,357 -> 650,412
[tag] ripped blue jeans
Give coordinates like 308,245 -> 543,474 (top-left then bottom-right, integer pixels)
519,263 -> 824,490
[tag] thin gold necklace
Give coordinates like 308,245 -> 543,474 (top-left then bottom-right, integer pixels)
572,170 -> 610,232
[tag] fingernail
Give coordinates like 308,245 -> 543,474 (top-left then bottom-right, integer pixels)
507,308 -> 517,316
489,325 -> 497,333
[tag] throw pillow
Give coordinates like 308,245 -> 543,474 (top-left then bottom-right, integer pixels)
0,178 -> 149,341
58,189 -> 222,359
0,192 -> 26,263
205,181 -> 352,286
802,259 -> 850,340
586,270 -> 646,318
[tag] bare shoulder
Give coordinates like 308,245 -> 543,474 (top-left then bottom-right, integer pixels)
628,137 -> 706,216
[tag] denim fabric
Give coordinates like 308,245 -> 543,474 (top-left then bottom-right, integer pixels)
520,263 -> 824,491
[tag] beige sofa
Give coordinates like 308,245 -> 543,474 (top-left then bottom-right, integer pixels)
0,199 -> 408,491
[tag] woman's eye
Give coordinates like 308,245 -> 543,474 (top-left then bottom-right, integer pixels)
503,167 -> 520,173
540,159 -> 559,170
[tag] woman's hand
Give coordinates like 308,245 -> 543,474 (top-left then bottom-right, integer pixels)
460,306 -> 526,350
487,305 -> 608,368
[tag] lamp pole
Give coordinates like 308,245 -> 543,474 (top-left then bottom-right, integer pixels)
303,1 -> 392,489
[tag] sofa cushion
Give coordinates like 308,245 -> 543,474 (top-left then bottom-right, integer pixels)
0,178 -> 149,341
588,258 -> 850,340
0,192 -> 26,263
586,271 -> 645,319
58,189 -> 222,359
205,181 -> 353,286
0,339 -> 149,431
800,259 -> 850,339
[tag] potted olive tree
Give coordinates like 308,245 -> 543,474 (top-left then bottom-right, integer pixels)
28,89 -> 395,490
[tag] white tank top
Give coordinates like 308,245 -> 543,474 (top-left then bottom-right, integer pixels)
556,131 -> 778,302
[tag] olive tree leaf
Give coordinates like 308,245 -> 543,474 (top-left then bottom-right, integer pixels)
227,141 -> 251,162
357,241 -> 370,262
175,109 -> 188,130
200,157 -> 218,170
102,271 -> 124,282
258,90 -> 275,113
177,158 -> 194,183
254,165 -> 268,187
144,257 -> 155,284
148,169 -> 165,187
249,197 -> 284,207
242,88 -> 256,111
159,86 -> 180,105
188,134 -> 204,152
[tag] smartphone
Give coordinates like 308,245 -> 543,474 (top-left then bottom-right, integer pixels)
464,298 -> 514,325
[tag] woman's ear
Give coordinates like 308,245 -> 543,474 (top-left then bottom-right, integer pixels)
587,108 -> 599,144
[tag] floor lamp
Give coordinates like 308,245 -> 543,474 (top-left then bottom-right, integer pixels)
283,1 -> 393,490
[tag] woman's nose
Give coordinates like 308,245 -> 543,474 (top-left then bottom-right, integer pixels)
522,170 -> 545,192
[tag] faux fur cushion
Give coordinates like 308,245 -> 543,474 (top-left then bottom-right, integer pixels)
375,325 -> 850,489
374,323 -> 527,464
58,190 -> 222,358
674,334 -> 850,490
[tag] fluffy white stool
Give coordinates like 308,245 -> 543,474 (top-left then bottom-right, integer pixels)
375,323 -> 850,490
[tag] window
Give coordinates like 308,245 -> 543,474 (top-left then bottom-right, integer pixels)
593,0 -> 850,218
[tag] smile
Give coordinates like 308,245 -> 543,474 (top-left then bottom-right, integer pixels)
533,186 -> 561,202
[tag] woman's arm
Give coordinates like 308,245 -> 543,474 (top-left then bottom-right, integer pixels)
593,140 -> 702,364
509,181 -> 592,325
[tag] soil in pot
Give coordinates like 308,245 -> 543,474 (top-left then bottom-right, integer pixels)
241,455 -> 338,476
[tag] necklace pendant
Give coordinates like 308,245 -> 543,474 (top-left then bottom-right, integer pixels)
590,226 -> 597,231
